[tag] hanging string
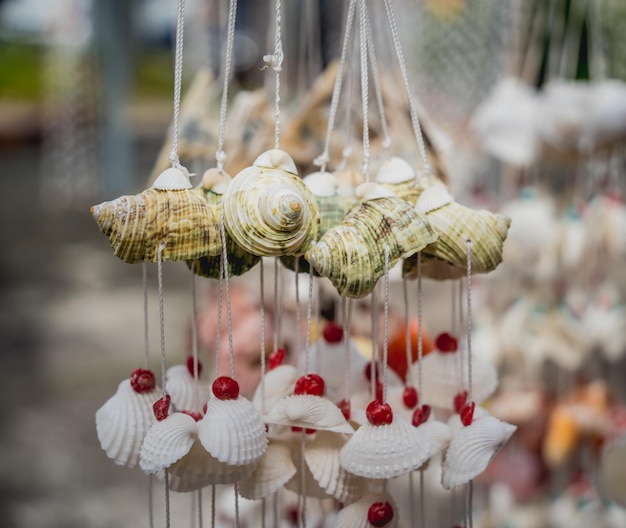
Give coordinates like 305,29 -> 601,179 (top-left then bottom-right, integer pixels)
190,269 -> 200,409
157,242 -> 167,398
402,278 -> 413,388
364,3 -> 391,152
215,0 -> 238,171
219,214 -> 235,378
339,27 -> 356,171
263,0 -> 284,148
382,244 -> 390,403
148,475 -> 154,528
458,276 -> 465,392
190,493 -> 196,528
314,277 -> 321,375
143,262 -> 150,369
215,260 -> 223,377
381,0 -> 431,175
466,240 -> 473,402
197,489 -> 203,528
295,260 -> 302,368
163,471 -> 171,528
358,0 -> 371,178
370,288 -> 378,400
467,479 -> 474,528
211,485 -> 216,528
168,0 -> 187,168
261,498 -> 267,528
343,298 -> 353,403
300,430 -> 308,527
416,253 -> 424,394
234,481 -> 240,528
259,259 -> 267,413
314,0 -> 357,172
304,265 -> 315,374
273,257 -> 281,352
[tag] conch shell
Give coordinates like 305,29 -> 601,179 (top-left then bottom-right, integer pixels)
404,183 -> 511,280
306,183 -> 437,298
91,167 -> 221,264
222,149 -> 320,257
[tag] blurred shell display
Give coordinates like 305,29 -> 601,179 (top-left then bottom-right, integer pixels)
306,184 -> 437,298
95,379 -> 159,468
334,492 -> 399,528
197,396 -> 268,466
442,414 -> 517,490
165,364 -> 210,414
339,416 -> 431,479
222,149 -> 320,257
264,394 -> 354,434
91,184 -> 221,264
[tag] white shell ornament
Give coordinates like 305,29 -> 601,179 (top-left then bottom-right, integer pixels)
222,149 -> 320,256
306,186 -> 437,298
95,379 -> 159,468
334,492 -> 399,528
165,364 -> 210,414
264,395 -> 354,434
442,414 -> 517,490
375,157 -> 421,205
339,416 -> 431,479
252,364 -> 302,414
139,412 -> 197,474
197,396 -> 268,465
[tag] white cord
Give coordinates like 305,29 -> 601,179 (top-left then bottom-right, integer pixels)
402,277 -> 413,387
382,0 -> 431,175
305,266 -> 314,373
263,0 -> 284,149
417,253 -> 423,394
260,259 -> 267,413
190,269 -> 200,409
382,244 -> 390,403
215,0 -> 239,171
143,262 -> 150,369
215,262 -> 223,377
219,213 -> 235,378
466,240 -> 473,402
157,242 -> 167,397
169,0 -> 187,168
358,0 -> 371,178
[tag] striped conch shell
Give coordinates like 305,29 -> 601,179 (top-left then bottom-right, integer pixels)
222,149 -> 320,256
375,156 -> 422,205
91,166 -> 221,263
187,168 -> 260,278
306,183 -> 437,298
404,183 -> 511,280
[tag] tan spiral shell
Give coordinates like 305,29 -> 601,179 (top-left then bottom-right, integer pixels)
306,185 -> 437,298
404,184 -> 511,279
222,149 -> 320,257
91,186 -> 221,264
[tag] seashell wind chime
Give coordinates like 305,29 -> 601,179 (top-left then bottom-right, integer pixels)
91,0 -> 516,526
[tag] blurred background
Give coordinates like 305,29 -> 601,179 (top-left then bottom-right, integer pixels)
1,0 -> 626,526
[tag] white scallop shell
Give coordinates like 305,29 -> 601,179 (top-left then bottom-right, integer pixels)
253,365 -> 302,414
238,437 -> 297,499
152,166 -> 193,190
303,171 -> 338,197
409,351 -> 498,410
197,396 -> 268,466
284,435 -> 332,499
442,414 -> 517,490
165,364 -> 210,414
419,420 -> 453,457
168,441 -> 257,491
304,431 -> 366,503
139,412 -> 197,474
264,395 -> 354,434
334,492 -> 399,528
253,148 -> 298,174
375,156 -> 415,184
339,415 -> 431,479
415,183 -> 454,214
95,379 -> 159,468
354,182 -> 396,200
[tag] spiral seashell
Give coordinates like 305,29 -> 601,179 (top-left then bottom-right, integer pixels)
91,186 -> 221,264
264,395 -> 355,434
197,396 -> 268,466
339,415 -> 431,479
404,184 -> 511,280
238,437 -> 297,499
253,364 -> 302,415
442,414 -> 516,489
306,190 -> 437,298
95,379 -> 159,468
335,492 -> 399,528
409,350 -> 498,410
165,364 -> 210,414
304,431 -> 366,504
139,412 -> 197,474
222,149 -> 320,256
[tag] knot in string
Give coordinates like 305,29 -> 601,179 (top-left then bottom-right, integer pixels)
263,48 -> 284,72
215,149 -> 227,171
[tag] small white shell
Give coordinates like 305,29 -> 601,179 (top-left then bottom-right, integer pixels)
409,351 -> 498,409
238,437 -> 297,499
168,440 -> 257,491
442,414 -> 517,490
139,412 -> 197,474
254,148 -> 298,174
354,182 -> 397,200
415,183 -> 454,213
165,364 -> 210,414
198,396 -> 268,466
339,416 -> 431,479
201,168 -> 231,194
264,395 -> 354,434
334,492 -> 399,528
284,435 -> 332,499
419,420 -> 453,457
303,171 -> 338,197
304,431 -> 366,503
95,379 -> 159,468
253,365 -> 302,414
153,166 -> 193,190
375,157 -> 415,184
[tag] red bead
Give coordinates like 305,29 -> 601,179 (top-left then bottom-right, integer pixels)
294,374 -> 325,396
212,376 -> 240,400
454,390 -> 468,414
366,400 -> 393,426
268,348 -> 286,370
435,332 -> 458,353
186,355 -> 203,377
322,322 -> 344,343
181,410 -> 202,421
337,398 -> 351,420
153,394 -> 171,421
291,426 -> 316,434
364,362 -> 379,382
130,368 -> 156,393
402,386 -> 419,409
461,401 -> 475,426
412,405 -> 431,427
367,501 -> 394,526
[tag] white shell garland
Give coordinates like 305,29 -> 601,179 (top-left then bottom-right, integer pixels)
334,492 -> 399,528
